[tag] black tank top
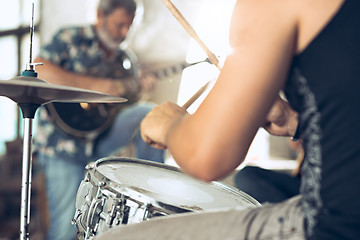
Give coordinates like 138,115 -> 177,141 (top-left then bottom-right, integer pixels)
284,0 -> 360,239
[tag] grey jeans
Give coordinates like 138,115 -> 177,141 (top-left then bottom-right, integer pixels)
94,195 -> 305,240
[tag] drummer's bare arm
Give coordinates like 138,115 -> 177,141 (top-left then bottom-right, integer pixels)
34,57 -> 128,97
142,0 -> 299,181
142,0 -> 341,182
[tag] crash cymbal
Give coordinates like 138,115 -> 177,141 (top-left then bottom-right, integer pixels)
0,76 -> 127,105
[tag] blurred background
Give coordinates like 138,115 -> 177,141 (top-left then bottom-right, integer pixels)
0,0 -> 297,239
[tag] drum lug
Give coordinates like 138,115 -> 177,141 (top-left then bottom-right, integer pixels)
142,205 -> 150,220
85,172 -> 91,182
84,227 -> 92,240
110,194 -> 130,226
85,186 -> 106,236
98,181 -> 106,189
72,209 -> 81,226
85,162 -> 95,170
87,198 -> 104,228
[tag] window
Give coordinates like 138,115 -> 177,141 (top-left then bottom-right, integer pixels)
0,0 -> 41,155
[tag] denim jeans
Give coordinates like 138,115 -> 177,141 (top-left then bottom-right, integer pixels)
38,102 -> 164,240
235,166 -> 301,203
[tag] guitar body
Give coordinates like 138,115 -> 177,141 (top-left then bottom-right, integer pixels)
45,49 -> 137,140
46,102 -> 120,139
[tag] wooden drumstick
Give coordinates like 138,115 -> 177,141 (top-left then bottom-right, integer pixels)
182,80 -> 211,109
161,0 -> 222,109
161,0 -> 221,71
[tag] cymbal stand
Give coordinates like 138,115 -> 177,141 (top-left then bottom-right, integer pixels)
19,103 -> 39,240
18,3 -> 42,239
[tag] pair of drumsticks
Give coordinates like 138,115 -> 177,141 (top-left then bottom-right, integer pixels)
160,0 -> 221,109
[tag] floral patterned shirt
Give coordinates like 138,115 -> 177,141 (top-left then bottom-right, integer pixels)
34,25 -> 140,162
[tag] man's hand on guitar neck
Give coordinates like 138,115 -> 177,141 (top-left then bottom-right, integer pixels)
139,72 -> 158,94
35,57 -> 141,98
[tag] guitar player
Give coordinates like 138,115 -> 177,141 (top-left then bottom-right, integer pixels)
33,0 -> 165,239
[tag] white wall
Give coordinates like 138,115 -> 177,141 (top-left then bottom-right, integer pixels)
40,0 -> 205,63
40,0 -> 99,43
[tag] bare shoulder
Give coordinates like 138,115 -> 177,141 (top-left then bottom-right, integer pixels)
229,0 -> 345,53
229,0 -> 298,48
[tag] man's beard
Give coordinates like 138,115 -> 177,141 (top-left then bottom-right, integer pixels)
97,23 -> 124,51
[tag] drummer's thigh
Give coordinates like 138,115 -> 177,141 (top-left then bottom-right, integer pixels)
95,195 -> 305,240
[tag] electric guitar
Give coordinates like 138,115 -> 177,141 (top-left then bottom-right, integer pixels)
46,60 -> 206,140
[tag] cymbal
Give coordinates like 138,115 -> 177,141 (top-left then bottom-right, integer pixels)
0,76 -> 127,105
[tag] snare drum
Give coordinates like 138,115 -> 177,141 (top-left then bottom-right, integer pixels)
72,157 -> 260,240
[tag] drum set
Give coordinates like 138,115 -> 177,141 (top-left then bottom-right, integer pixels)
1,68 -> 260,240
1,3 -> 260,240
1,42 -> 260,240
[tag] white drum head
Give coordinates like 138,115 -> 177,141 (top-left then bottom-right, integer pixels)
94,157 -> 259,212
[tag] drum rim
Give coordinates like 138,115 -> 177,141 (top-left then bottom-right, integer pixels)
91,156 -> 260,210
96,156 -> 182,173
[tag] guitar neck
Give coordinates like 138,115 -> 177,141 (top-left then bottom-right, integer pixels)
149,59 -> 210,80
